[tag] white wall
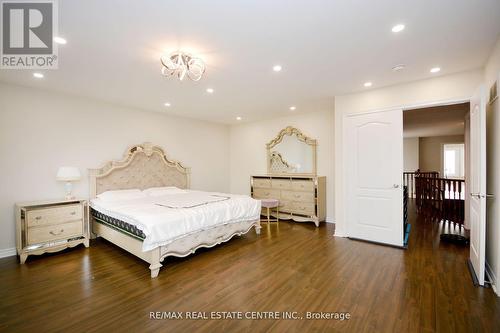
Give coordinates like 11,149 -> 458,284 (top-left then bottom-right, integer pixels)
485,36 -> 500,293
403,138 -> 419,172
229,108 -> 335,223
0,83 -> 230,253
334,69 -> 484,236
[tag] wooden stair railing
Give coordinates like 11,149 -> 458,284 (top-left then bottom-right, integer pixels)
414,175 -> 465,227
404,170 -> 439,198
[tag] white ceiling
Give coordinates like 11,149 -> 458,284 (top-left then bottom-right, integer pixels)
403,103 -> 468,138
1,0 -> 499,124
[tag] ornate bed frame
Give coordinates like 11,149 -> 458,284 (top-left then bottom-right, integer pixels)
89,142 -> 261,278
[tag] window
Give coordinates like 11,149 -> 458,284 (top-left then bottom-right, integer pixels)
443,144 -> 465,179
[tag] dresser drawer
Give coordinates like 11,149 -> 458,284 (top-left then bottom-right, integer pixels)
291,202 -> 316,216
252,178 -> 272,189
27,221 -> 83,245
292,180 -> 315,192
253,188 -> 280,199
278,200 -> 293,213
271,179 -> 292,190
27,204 -> 83,227
282,191 -> 315,203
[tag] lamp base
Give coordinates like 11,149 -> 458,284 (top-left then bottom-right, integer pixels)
64,182 -> 75,200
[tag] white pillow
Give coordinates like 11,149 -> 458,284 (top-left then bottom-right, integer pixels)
143,186 -> 187,197
97,189 -> 146,202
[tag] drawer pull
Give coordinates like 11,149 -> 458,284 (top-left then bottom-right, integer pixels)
70,211 -> 76,215
35,216 -> 42,220
49,229 -> 64,236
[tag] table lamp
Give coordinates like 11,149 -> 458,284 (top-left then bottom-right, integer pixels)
56,167 -> 81,199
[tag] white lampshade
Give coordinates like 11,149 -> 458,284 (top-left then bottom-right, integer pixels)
56,167 -> 81,181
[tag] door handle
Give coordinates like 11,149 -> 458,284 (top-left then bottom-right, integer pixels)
393,184 -> 400,189
470,193 -> 493,199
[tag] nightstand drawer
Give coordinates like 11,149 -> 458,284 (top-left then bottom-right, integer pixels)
27,204 -> 82,227
27,221 -> 83,245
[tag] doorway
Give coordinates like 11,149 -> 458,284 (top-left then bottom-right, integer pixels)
343,89 -> 488,285
402,103 -> 469,245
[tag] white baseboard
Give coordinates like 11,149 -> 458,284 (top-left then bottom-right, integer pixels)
0,247 -> 16,259
486,260 -> 498,296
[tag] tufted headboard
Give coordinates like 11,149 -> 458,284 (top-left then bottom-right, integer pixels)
89,142 -> 191,198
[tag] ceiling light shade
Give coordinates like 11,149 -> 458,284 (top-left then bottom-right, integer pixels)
430,67 -> 441,73
161,52 -> 205,81
392,24 -> 405,33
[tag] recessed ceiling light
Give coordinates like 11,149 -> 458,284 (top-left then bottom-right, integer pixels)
236,116 -> 242,121
273,65 -> 282,72
289,106 -> 296,111
364,82 -> 372,87
206,88 -> 214,94
33,72 -> 44,79
392,24 -> 405,33
164,102 -> 171,107
53,37 -> 67,44
430,67 -> 441,73
392,64 -> 405,71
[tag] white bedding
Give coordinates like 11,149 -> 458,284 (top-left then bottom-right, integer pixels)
90,190 -> 261,251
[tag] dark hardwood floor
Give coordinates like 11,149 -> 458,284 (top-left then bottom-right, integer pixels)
1,203 -> 500,332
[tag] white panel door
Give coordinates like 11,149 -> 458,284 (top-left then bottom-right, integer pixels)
344,108 -> 404,246
469,85 -> 487,286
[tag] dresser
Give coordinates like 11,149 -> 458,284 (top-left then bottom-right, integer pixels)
251,175 -> 326,226
15,198 -> 89,264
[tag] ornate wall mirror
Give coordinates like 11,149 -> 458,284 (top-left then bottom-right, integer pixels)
266,126 -> 317,175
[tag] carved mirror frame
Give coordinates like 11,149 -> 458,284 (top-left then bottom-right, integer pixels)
266,126 -> 317,176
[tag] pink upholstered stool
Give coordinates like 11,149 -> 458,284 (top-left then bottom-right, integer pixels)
261,199 -> 279,224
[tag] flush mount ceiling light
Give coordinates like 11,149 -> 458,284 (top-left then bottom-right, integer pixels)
160,52 -> 205,81
392,24 -> 405,33
430,67 -> 441,73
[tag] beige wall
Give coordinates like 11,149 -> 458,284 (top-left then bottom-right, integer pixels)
485,36 -> 500,292
418,135 -> 464,174
403,138 -> 419,172
0,83 -> 230,253
229,108 -> 335,222
334,69 -> 484,236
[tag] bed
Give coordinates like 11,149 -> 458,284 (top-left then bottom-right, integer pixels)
89,142 -> 261,278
